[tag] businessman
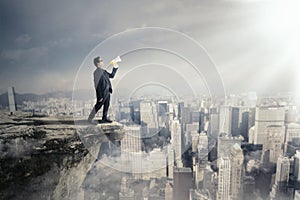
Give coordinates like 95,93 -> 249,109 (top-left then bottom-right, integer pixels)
88,56 -> 118,123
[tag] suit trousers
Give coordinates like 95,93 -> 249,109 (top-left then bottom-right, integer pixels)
88,93 -> 110,120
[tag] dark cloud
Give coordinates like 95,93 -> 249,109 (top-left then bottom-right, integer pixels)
0,0 -> 298,94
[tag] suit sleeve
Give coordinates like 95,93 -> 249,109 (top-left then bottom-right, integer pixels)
106,67 -> 118,78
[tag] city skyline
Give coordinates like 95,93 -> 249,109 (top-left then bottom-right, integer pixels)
1,0 -> 299,96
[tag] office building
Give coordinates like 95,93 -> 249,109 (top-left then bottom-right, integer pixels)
254,106 -> 285,145
261,125 -> 285,164
173,167 -> 194,200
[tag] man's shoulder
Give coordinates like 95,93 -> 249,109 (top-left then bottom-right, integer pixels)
94,68 -> 104,74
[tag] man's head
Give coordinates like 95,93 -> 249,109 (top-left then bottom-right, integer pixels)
93,56 -> 104,68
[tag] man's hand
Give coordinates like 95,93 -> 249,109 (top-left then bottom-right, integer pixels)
110,56 -> 121,67
113,63 -> 119,68
98,98 -> 103,102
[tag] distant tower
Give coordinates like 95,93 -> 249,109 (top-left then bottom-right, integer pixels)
230,143 -> 244,200
208,107 -> 219,139
231,107 -> 240,137
170,119 -> 182,167
7,87 -> 17,114
219,106 -> 232,134
254,106 -> 285,145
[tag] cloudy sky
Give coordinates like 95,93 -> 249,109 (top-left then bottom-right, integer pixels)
0,0 -> 299,96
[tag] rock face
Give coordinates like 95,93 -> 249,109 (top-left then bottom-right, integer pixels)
0,111 -> 125,200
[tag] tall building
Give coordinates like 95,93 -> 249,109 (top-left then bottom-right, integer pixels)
231,107 -> 240,137
165,181 -> 173,200
140,101 -> 158,135
170,119 -> 183,167
285,123 -> 300,152
219,106 -> 232,135
158,101 -> 168,116
294,151 -> 300,183
198,132 -> 209,166
121,126 -> 142,175
261,125 -> 285,164
7,87 -> 17,114
199,110 -> 205,133
167,144 -> 175,179
217,157 -> 231,200
208,107 -> 219,139
270,155 -> 290,199
254,106 -> 285,145
240,111 -> 249,141
185,122 -> 199,145
119,177 -> 135,200
173,167 -> 194,200
275,155 -> 290,187
217,133 -> 243,167
230,143 -> 244,200
122,126 -> 142,153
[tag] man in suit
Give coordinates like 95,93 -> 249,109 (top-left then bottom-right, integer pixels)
88,56 -> 118,123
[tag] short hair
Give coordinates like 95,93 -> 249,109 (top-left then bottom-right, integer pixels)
93,56 -> 101,67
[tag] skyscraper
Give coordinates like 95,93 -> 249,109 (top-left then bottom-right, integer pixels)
119,177 -> 134,200
7,87 -> 17,114
198,132 -> 209,166
270,155 -> 290,199
140,101 -> 158,136
217,157 -> 231,200
285,123 -> 300,152
170,119 -> 182,167
165,181 -> 173,200
231,107 -> 240,137
217,133 -> 243,167
219,106 -> 232,135
294,151 -> 300,183
254,106 -> 285,145
173,167 -> 194,200
230,143 -> 244,200
122,126 -> 142,153
261,125 -> 285,164
121,126 -> 142,175
208,107 -> 219,139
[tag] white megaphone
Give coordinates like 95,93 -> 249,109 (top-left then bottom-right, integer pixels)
110,56 -> 122,65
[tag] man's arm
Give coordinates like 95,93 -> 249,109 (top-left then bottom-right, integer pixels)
106,67 -> 118,78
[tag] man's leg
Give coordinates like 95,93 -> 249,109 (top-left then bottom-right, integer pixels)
88,100 -> 103,122
102,94 -> 111,122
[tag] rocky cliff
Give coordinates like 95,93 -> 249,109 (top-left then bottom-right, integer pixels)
0,111 -> 125,200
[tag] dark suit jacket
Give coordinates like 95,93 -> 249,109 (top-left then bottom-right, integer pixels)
93,67 -> 118,100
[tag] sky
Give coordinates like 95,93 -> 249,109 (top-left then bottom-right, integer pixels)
0,0 -> 299,96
